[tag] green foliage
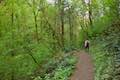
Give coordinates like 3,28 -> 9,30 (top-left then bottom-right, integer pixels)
33,55 -> 76,80
90,24 -> 120,80
0,0 -> 119,79
90,43 -> 114,80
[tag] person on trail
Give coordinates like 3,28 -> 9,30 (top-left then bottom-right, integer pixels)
84,39 -> 90,51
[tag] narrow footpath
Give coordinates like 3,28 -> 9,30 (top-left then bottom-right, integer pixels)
70,51 -> 94,80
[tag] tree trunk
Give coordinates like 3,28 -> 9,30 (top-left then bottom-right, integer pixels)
68,8 -> 73,47
33,0 -> 39,43
11,10 -> 15,80
59,0 -> 64,49
33,11 -> 39,43
88,0 -> 92,27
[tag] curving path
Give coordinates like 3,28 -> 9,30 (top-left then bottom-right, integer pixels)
70,51 -> 94,80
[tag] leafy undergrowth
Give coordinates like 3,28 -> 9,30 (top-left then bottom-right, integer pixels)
90,42 -> 114,80
90,21 -> 120,80
33,53 -> 77,80
0,45 -> 77,80
0,43 -> 56,80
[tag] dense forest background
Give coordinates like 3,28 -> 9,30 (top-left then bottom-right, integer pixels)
0,0 -> 120,80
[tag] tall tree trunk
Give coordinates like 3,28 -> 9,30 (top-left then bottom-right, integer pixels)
68,8 -> 73,47
61,10 -> 64,48
11,11 -> 15,56
88,0 -> 92,27
33,10 -> 39,43
115,0 -> 120,18
32,0 -> 39,43
11,8 -> 15,80
58,0 -> 64,49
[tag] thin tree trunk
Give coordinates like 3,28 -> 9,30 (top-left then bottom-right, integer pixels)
59,0 -> 64,49
11,11 -> 15,56
33,11 -> 39,43
61,11 -> 64,48
11,9 -> 15,80
28,53 -> 39,65
24,46 -> 39,66
33,0 -> 39,43
88,0 -> 92,27
115,0 -> 120,18
68,8 -> 73,47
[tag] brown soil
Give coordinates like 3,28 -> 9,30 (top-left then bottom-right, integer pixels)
70,51 -> 94,80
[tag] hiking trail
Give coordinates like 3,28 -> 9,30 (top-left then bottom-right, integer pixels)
70,51 -> 94,80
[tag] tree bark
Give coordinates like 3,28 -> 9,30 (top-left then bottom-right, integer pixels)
88,0 -> 92,27
33,10 -> 39,43
59,0 -> 64,49
68,8 -> 74,47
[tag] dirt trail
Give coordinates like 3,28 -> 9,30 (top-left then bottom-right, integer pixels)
70,51 -> 94,80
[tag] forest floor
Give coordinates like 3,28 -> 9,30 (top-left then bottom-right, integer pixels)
70,51 -> 94,80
